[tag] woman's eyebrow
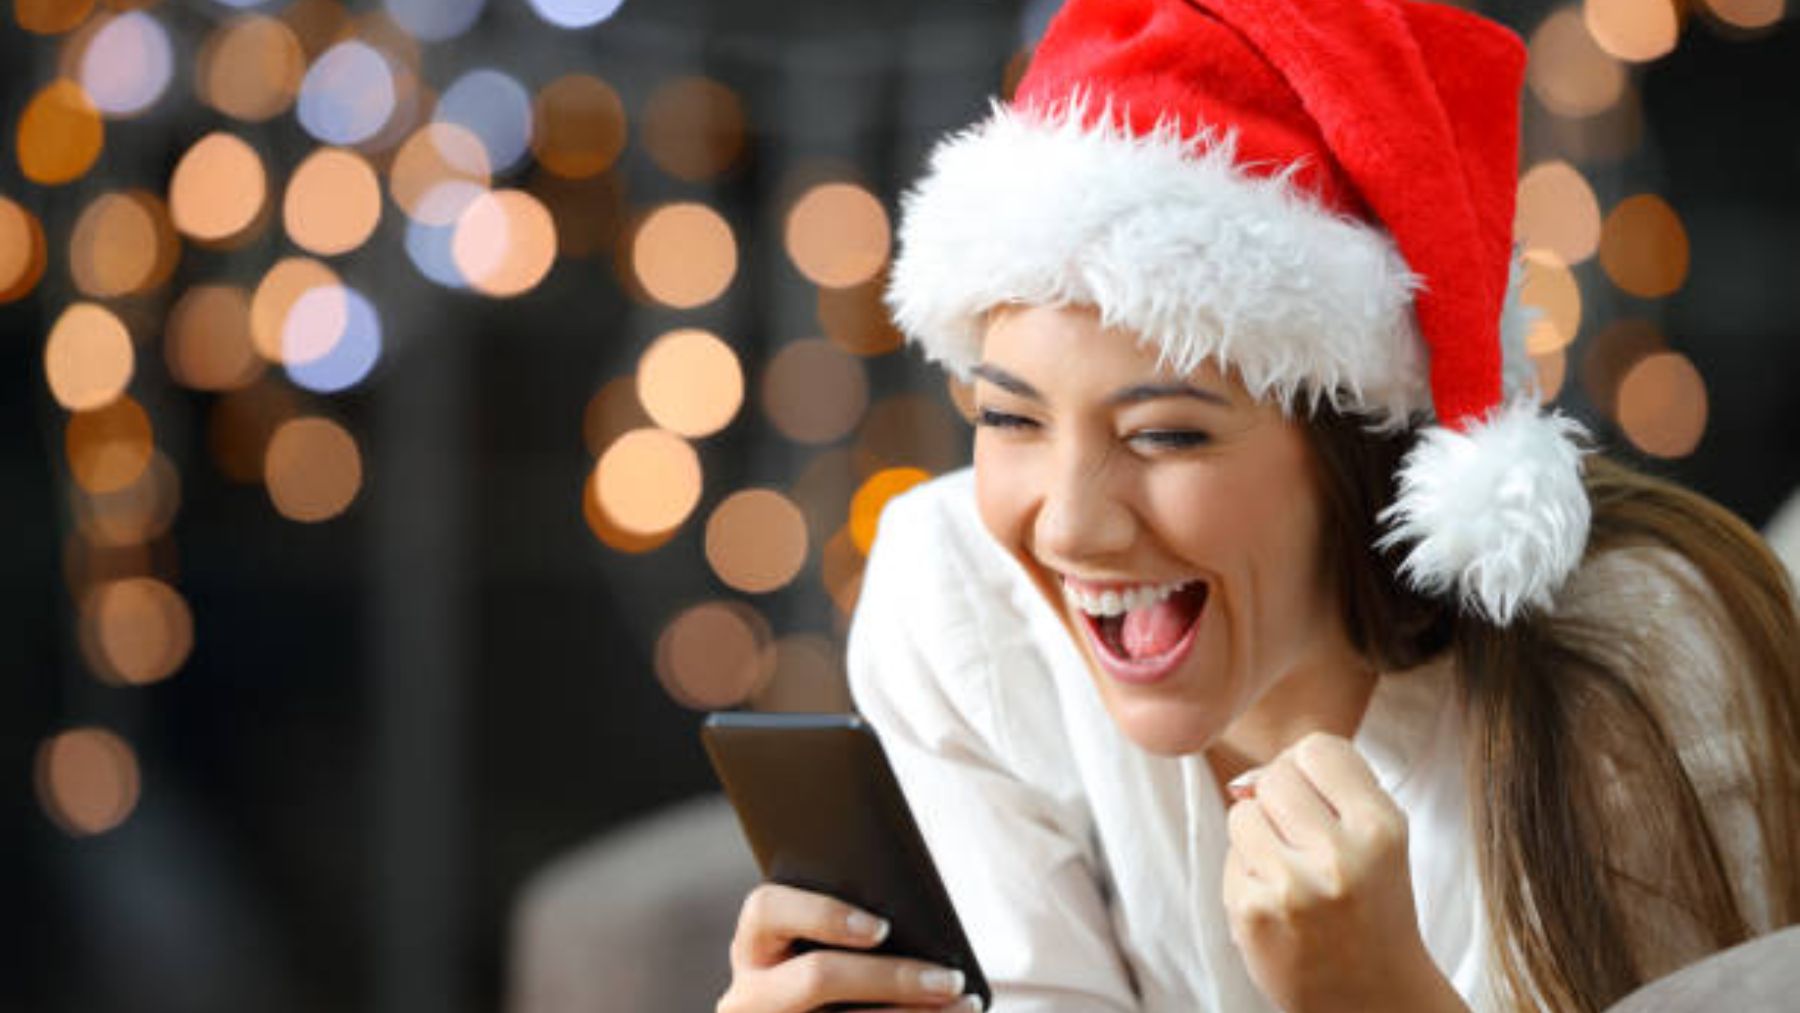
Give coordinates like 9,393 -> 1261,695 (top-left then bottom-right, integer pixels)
970,363 -> 1041,401
1106,382 -> 1229,407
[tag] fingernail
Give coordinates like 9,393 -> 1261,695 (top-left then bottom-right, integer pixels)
847,910 -> 889,943
918,967 -> 964,996
954,995 -> 985,1011
1226,768 -> 1262,801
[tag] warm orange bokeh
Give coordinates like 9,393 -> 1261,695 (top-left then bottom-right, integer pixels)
284,147 -> 382,256
391,122 -> 492,225
17,79 -> 104,185
35,727 -> 139,837
0,195 -> 48,303
637,329 -> 743,438
1520,250 -> 1582,355
452,189 -> 557,298
642,76 -> 745,182
1584,0 -> 1679,63
80,576 -> 194,686
16,0 -> 96,35
593,428 -> 702,538
630,202 -> 736,309
199,14 -> 307,122
849,467 -> 931,556
1600,194 -> 1690,299
1516,160 -> 1601,267
655,601 -> 774,710
705,489 -> 809,594
169,131 -> 267,243
250,257 -> 343,363
1618,352 -> 1709,458
66,395 -> 154,495
785,182 -> 891,289
1528,7 -> 1626,118
45,302 -> 134,412
264,416 -> 363,522
533,74 -> 626,179
166,284 -> 265,391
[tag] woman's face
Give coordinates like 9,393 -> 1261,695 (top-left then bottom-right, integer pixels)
972,303 -> 1361,756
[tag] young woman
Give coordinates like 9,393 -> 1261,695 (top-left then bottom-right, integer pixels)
718,1 -> 1800,1010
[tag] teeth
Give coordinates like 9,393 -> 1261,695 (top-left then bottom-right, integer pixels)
1064,579 -> 1191,617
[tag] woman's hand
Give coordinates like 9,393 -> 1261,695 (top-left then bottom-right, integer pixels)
1221,732 -> 1467,1013
718,882 -> 982,1013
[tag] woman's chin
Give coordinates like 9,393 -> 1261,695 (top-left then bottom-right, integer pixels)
1095,685 -> 1223,757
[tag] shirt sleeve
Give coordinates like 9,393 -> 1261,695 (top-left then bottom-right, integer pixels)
848,482 -> 1141,1011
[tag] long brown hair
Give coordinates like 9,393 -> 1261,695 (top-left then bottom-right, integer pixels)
1306,407 -> 1800,1010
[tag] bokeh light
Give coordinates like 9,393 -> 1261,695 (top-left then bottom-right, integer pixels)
265,416 -> 363,522
451,189 -> 557,298
527,0 -> 626,30
751,634 -> 852,714
1703,0 -> 1785,30
70,191 -> 157,297
1617,352 -> 1708,458
73,449 -> 179,549
705,489 -> 809,594
169,131 -> 267,244
45,303 -> 133,412
17,0 -> 95,35
1582,318 -> 1666,418
437,68 -> 533,173
0,196 -> 49,304
1583,0 -> 1679,63
654,600 -> 773,711
35,727 -> 139,838
66,395 -> 153,495
1600,194 -> 1690,298
593,428 -> 703,539
817,276 -> 904,357
1528,7 -> 1626,118
17,79 -> 104,185
166,285 -> 264,392
250,258 -> 340,365
80,576 -> 194,686
77,10 -> 173,116
762,338 -> 868,445
532,74 -> 626,179
391,122 -> 491,226
785,182 -> 891,288
630,202 -> 736,308
199,14 -> 306,123
210,380 -> 299,484
850,467 -> 931,555
284,147 -> 382,257
636,329 -> 743,438
285,286 -> 381,392
385,0 -> 484,42
1515,160 -> 1601,266
1520,250 -> 1582,354
297,40 -> 396,146
405,213 -> 467,289
642,76 -> 745,182
854,394 -> 965,477
582,376 -> 652,456
280,0 -> 353,60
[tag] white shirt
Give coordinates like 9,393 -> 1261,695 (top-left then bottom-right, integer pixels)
847,469 -> 1766,1011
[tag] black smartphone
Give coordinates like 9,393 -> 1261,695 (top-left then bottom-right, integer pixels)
701,712 -> 992,1011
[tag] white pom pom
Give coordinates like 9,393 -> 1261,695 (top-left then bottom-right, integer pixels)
1378,402 -> 1591,625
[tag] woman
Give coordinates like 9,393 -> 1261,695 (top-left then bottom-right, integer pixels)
719,1 -> 1800,1010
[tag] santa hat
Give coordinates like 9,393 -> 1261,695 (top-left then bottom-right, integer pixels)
887,0 -> 1590,625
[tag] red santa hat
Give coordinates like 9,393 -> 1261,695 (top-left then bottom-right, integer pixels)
887,0 -> 1590,625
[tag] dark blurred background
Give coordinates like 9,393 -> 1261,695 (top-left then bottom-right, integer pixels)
2,0 -> 1797,1010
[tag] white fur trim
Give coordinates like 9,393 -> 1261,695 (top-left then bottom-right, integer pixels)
888,101 -> 1430,422
1379,401 -> 1591,625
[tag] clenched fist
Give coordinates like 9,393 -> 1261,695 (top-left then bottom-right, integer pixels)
1221,732 -> 1467,1013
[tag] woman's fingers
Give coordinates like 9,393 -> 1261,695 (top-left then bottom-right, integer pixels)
1250,752 -> 1339,850
757,950 -> 976,1010
1287,733 -> 1401,836
732,883 -> 891,969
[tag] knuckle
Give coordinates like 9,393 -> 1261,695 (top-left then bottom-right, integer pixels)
791,951 -> 835,997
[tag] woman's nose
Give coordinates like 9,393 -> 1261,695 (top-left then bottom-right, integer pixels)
1033,446 -> 1134,564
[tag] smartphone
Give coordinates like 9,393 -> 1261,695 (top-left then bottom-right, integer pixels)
701,712 -> 992,1011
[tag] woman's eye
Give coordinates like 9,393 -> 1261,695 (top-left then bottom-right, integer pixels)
974,408 -> 1038,431
1129,429 -> 1210,451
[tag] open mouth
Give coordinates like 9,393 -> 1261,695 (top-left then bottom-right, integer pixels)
1065,578 -> 1209,682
